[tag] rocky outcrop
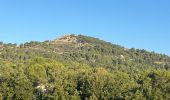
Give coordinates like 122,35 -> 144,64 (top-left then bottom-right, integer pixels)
54,34 -> 77,43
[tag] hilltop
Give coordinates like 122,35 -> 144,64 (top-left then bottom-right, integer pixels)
0,34 -> 169,100
1,34 -> 169,70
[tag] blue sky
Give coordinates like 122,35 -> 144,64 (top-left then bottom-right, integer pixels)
0,0 -> 170,55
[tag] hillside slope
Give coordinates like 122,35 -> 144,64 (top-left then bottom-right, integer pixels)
1,34 -> 170,70
0,34 -> 169,100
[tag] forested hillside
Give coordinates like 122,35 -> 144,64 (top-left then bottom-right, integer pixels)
0,34 -> 169,100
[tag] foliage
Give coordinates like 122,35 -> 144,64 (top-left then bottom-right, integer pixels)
0,35 -> 169,100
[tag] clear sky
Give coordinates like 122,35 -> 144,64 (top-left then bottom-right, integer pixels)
0,0 -> 170,55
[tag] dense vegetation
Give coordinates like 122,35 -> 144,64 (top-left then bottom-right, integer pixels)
0,35 -> 169,100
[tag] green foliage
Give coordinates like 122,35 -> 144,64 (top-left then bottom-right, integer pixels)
0,35 -> 169,100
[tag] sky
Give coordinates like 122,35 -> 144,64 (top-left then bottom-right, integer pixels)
0,0 -> 170,55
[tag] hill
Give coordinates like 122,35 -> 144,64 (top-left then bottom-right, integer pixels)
0,34 -> 169,100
